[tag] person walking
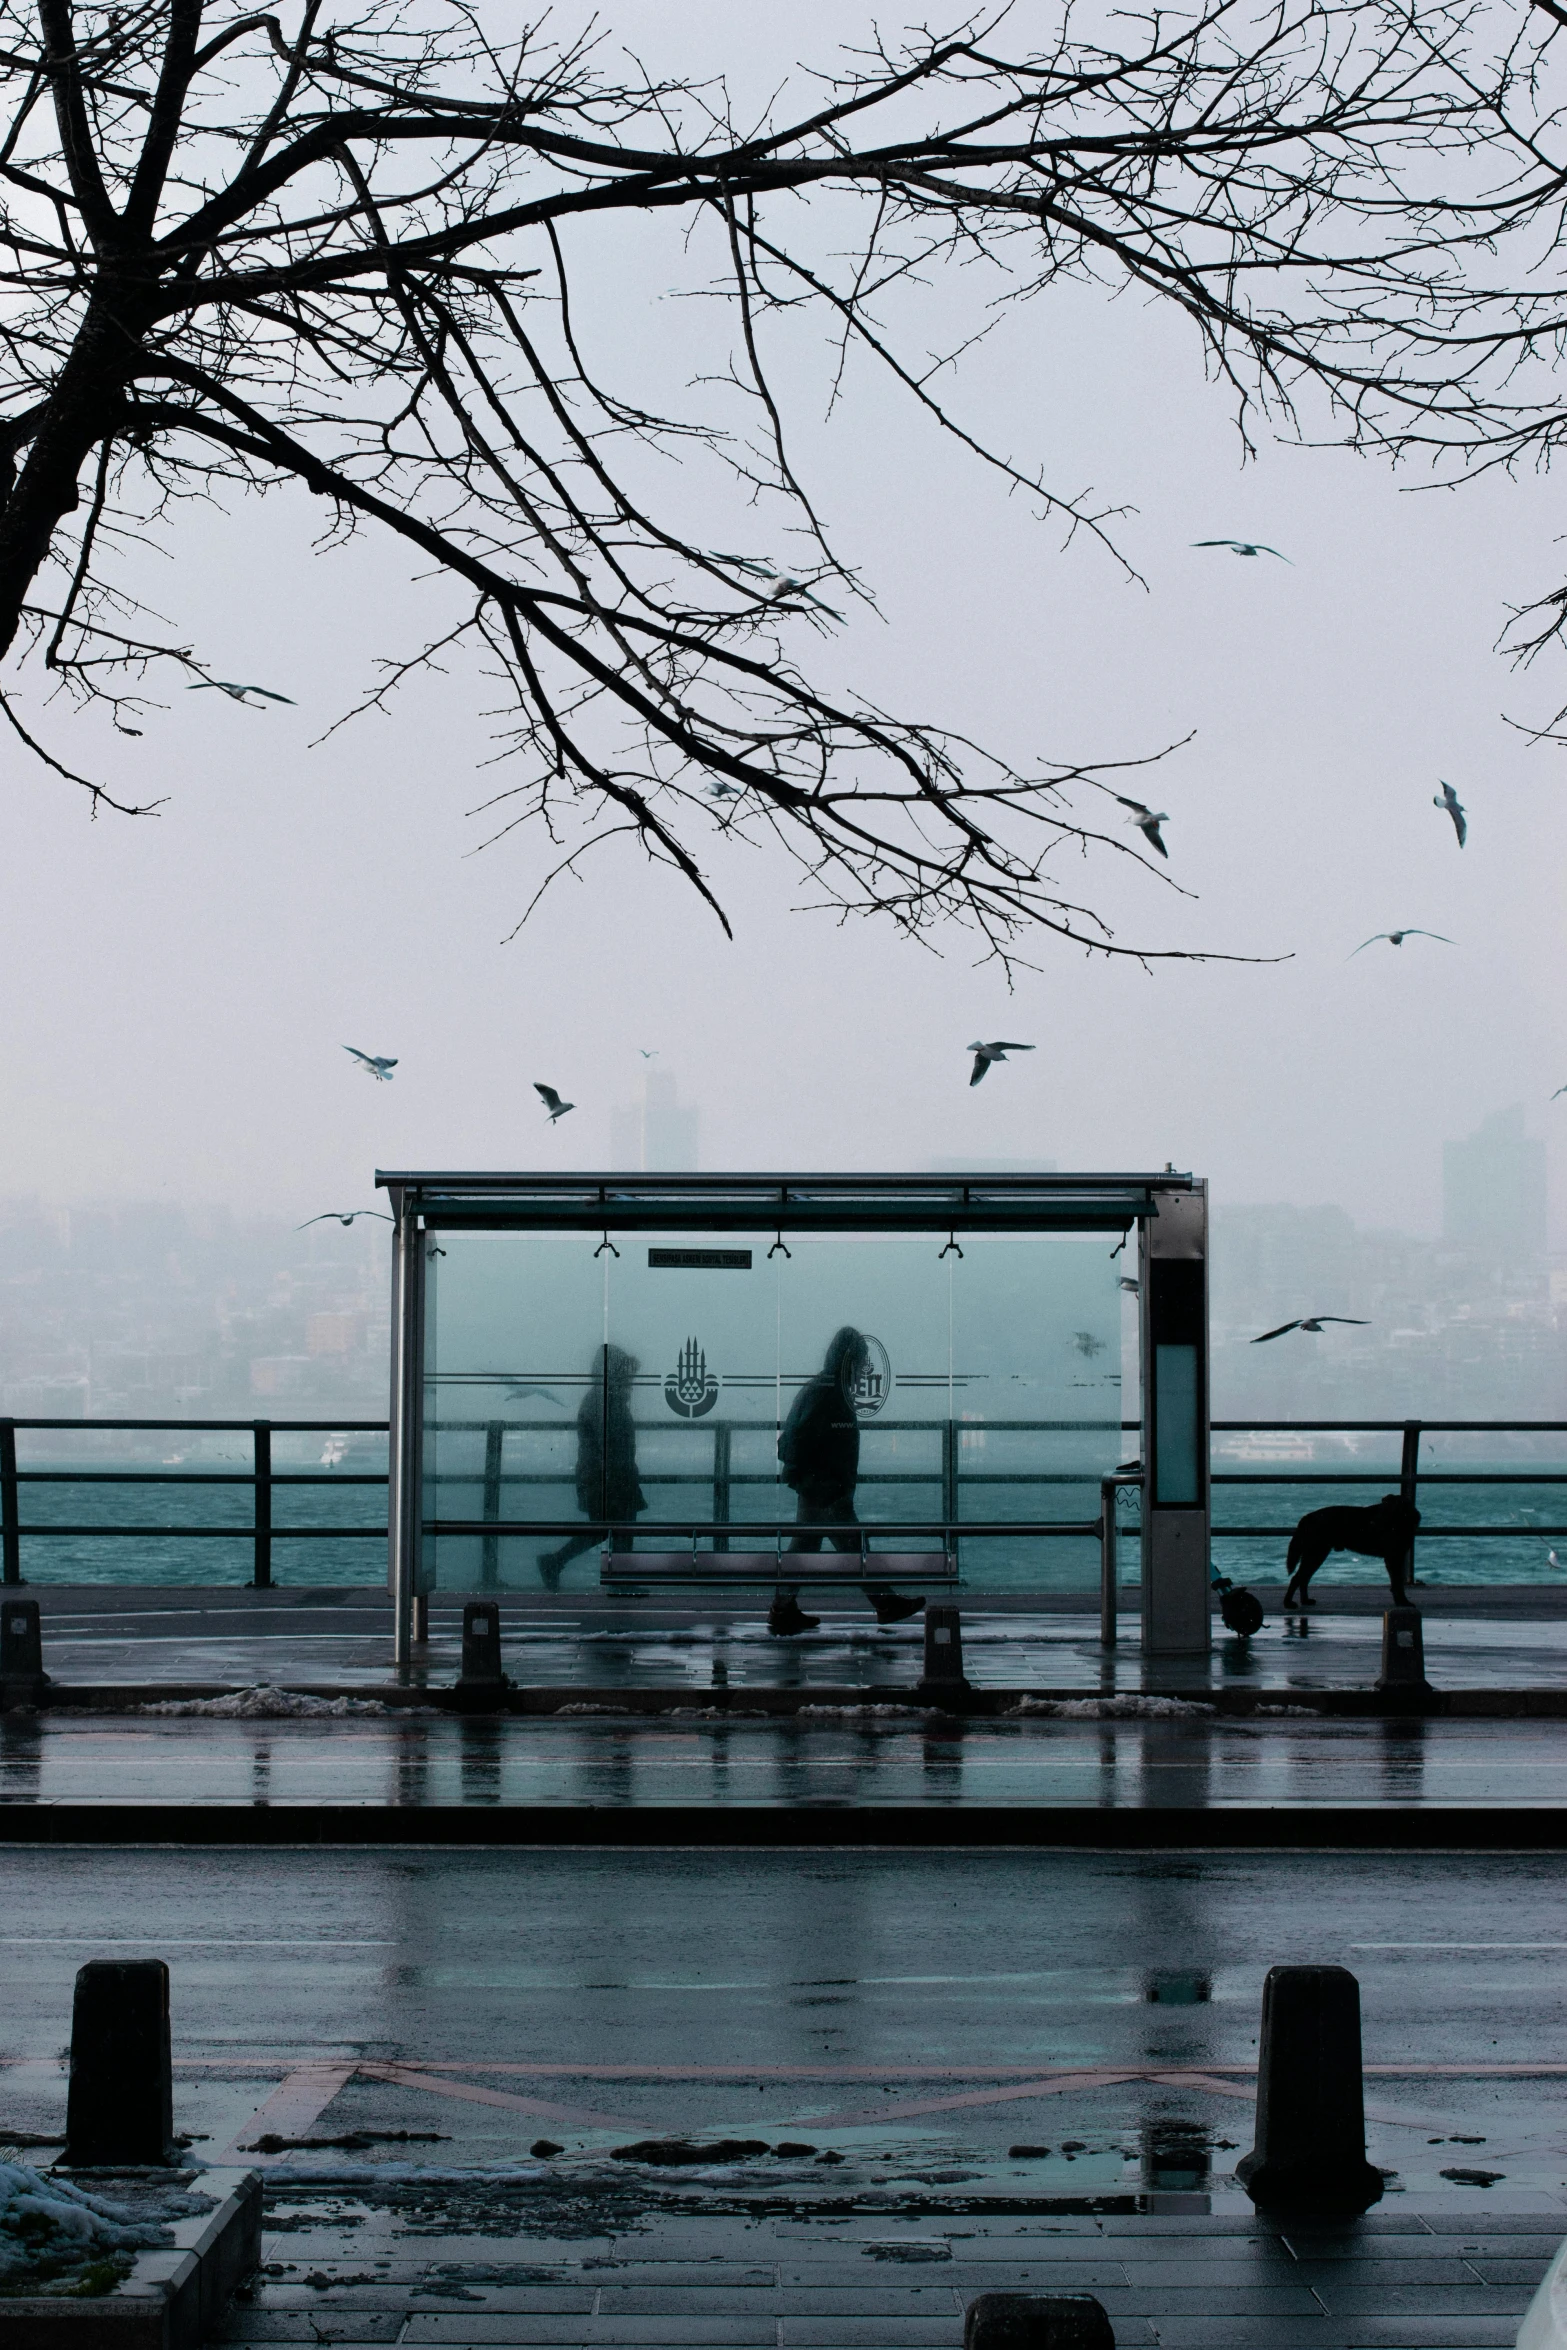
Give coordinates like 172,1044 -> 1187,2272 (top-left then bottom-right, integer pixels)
769,1324 -> 923,1636
538,1343 -> 645,1590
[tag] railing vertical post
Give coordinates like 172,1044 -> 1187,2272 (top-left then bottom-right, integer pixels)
1100,1475 -> 1118,1648
712,1421 -> 731,1553
1400,1421 -> 1421,1595
252,1422 -> 272,1588
480,1421 -> 503,1590
1,1421 -> 20,1585
942,1420 -> 958,1529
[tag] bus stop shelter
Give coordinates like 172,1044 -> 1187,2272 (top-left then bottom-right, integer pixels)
376,1170 -> 1209,1669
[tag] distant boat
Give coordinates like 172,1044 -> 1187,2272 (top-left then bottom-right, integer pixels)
321,1438 -> 347,1468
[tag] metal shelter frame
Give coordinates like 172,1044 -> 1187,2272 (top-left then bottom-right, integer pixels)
376,1169 -> 1211,1671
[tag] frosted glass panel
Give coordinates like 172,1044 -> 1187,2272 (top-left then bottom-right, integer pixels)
421,1220 -> 1124,1591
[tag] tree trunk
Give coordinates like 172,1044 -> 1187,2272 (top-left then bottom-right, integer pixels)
0,294 -> 147,660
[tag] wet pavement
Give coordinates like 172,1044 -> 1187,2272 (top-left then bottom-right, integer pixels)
3,1845 -> 1567,2207
216,2194 -> 1557,2350
5,1706 -> 1567,1808
10,1596 -> 1567,2344
20,1587 -> 1567,1696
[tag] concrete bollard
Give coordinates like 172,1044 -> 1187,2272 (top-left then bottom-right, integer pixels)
1,1594 -> 47,1707
65,1959 -> 175,2167
1236,1964 -> 1383,2214
1377,1606 -> 1429,1693
919,1603 -> 969,1694
964,2292 -> 1115,2350
456,1600 -> 509,1710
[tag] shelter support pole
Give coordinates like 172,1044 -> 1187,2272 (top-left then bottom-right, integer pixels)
387,1192 -> 427,1673
1140,1181 -> 1211,1657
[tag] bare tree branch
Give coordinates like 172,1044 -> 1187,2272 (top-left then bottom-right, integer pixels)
1,0 -> 1560,961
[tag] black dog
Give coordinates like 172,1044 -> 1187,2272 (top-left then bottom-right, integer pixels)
1283,1494 -> 1420,1608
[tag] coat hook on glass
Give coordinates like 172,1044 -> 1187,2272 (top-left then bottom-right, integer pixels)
594,1233 -> 620,1259
768,1230 -> 792,1260
939,1232 -> 964,1260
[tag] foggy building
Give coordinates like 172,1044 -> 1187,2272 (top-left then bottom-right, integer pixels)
1443,1105 -> 1547,1263
610,1069 -> 699,1171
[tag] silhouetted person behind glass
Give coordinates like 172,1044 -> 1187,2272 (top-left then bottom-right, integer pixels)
537,1343 -> 645,1590
769,1324 -> 923,1636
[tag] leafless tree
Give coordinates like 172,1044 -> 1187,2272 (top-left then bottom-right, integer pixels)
0,0 -> 1557,963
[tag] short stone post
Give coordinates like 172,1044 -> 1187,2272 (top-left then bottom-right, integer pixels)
456,1600 -> 508,1710
1,1594 -> 47,1707
64,1959 -> 175,2167
1236,1964 -> 1383,2213
919,1603 -> 968,1694
1377,1606 -> 1429,1694
964,2292 -> 1115,2350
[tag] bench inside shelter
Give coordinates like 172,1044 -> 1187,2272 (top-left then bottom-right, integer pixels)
601,1547 -> 958,1590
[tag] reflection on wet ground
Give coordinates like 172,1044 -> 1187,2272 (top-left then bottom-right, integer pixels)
3,1845 -> 1566,2209
2,1706 -> 1564,1806
23,1595 -> 1567,1693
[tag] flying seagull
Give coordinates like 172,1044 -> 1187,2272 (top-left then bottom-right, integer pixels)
1192,539 -> 1292,562
639,1048 -> 658,1059
1349,930 -> 1454,957
1119,1277 -> 1140,1295
1553,1083 -> 1567,1101
297,1210 -> 394,1230
506,1385 -> 563,1403
344,1046 -> 397,1080
535,1083 -> 575,1123
968,1040 -> 1035,1086
1113,795 -> 1169,856
1252,1316 -> 1370,1343
704,551 -> 841,618
1434,781 -> 1467,847
705,779 -> 741,798
188,681 -> 296,705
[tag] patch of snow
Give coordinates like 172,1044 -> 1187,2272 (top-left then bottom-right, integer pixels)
133,1685 -> 403,1719
0,2162 -> 163,2296
1007,1695 -> 1215,1719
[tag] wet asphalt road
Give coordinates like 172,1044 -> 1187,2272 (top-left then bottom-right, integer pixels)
3,1846 -> 1567,2208
5,1709 -> 1567,1806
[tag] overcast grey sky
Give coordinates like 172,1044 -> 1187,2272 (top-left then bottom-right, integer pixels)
2,0 -> 1563,1237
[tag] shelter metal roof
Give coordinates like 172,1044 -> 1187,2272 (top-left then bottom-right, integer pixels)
374,1169 -> 1189,1233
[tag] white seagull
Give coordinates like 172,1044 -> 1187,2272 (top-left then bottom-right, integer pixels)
968,1040 -> 1035,1087
1552,1083 -> 1567,1101
344,1047 -> 397,1080
1349,930 -> 1454,957
1252,1315 -> 1369,1343
1192,539 -> 1292,562
188,680 -> 296,705
535,1083 -> 575,1123
297,1210 -> 394,1229
1113,795 -> 1170,857
1434,782 -> 1467,847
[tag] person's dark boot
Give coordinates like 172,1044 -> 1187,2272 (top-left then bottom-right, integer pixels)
768,1594 -> 819,1636
868,1587 -> 924,1626
537,1549 -> 564,1593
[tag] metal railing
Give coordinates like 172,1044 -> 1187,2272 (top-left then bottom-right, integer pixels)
1206,1419 -> 1567,1540
0,1418 -> 388,1587
2,1413 -> 1564,1586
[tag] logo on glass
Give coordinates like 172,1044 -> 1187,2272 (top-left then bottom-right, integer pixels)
665,1336 -> 720,1418
845,1334 -> 893,1419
